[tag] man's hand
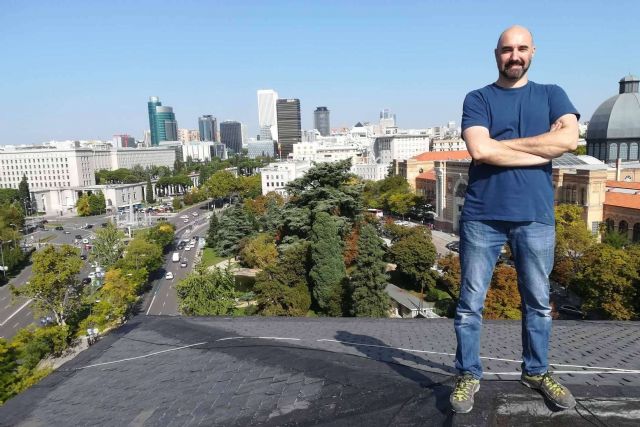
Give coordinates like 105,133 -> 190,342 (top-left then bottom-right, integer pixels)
502,114 -> 579,159
463,126 -> 551,167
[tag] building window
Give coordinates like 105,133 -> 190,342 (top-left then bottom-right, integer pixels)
630,143 -> 639,161
608,144 -> 618,161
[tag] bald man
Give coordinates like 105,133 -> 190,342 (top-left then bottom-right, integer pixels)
449,26 -> 579,413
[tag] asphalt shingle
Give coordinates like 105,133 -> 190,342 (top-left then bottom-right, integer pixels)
1,316 -> 639,426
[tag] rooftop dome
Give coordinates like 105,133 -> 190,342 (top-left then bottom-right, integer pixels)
587,75 -> 640,140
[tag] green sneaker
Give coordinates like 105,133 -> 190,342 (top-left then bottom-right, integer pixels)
450,374 -> 480,413
521,372 -> 576,409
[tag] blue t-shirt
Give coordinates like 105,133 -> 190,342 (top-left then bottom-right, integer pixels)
460,81 -> 579,225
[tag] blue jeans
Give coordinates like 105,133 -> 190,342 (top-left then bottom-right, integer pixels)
454,220 -> 555,379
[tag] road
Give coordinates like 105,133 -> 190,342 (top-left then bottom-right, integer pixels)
143,213 -> 211,316
0,203 -> 213,339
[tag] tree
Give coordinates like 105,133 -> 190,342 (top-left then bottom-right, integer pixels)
146,176 -> 155,204
388,227 -> 438,296
438,253 -> 461,299
552,204 -> 595,288
309,212 -> 347,316
484,265 -> 521,320
76,195 -> 91,217
80,269 -> 137,331
11,245 -> 83,326
350,224 -> 390,317
88,191 -> 105,215
90,222 -> 125,269
387,192 -> 417,218
146,222 -> 176,250
238,233 -> 278,269
601,229 -> 630,249
18,175 -> 32,215
176,267 -> 237,315
254,241 -> 311,316
572,244 -> 637,320
120,237 -> 163,273
237,174 -> 262,199
206,212 -> 219,248
172,197 -> 182,211
205,170 -> 238,200
214,205 -> 256,256
174,157 -> 184,173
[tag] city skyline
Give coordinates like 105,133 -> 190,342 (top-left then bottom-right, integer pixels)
2,0 -> 640,145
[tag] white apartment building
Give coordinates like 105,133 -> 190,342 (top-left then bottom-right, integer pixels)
373,134 -> 431,165
91,147 -> 175,171
177,129 -> 200,143
351,163 -> 388,181
431,138 -> 467,152
292,141 -> 364,164
261,161 -> 311,196
257,89 -> 279,142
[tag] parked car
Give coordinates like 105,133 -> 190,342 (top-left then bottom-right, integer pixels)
180,215 -> 189,219
101,222 -> 108,227
446,241 -> 460,252
80,254 -> 87,260
86,224 -> 93,229
183,218 -> 189,223
82,238 -> 90,244
75,234 -> 82,239
184,245 -> 191,251
165,271 -> 174,280
180,259 -> 188,268
192,212 -> 198,217
558,304 -> 585,318
81,277 -> 91,285
55,226 -> 64,231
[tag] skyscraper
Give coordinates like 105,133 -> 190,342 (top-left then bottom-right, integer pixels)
314,106 -> 331,136
220,121 -> 243,154
257,89 -> 278,141
155,106 -> 178,142
148,96 -> 162,146
276,99 -> 301,158
147,97 -> 178,145
198,115 -> 218,142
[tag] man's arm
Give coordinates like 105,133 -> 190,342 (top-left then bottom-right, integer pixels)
502,114 -> 579,159
463,126 -> 551,167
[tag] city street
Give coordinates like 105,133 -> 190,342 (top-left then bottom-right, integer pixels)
0,202 -> 213,339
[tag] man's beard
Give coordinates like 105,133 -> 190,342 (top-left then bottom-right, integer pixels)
500,59 -> 531,81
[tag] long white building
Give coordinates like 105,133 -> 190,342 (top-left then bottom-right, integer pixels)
0,141 -> 176,191
261,161 -> 312,196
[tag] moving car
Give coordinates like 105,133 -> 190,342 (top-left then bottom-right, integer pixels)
75,234 -> 82,239
192,212 -> 198,216
184,245 -> 191,251
183,218 -> 189,223
80,254 -> 87,260
81,277 -> 91,285
82,238 -> 89,244
180,259 -> 188,268
172,252 -> 180,262
165,271 -> 174,280
55,226 -> 64,231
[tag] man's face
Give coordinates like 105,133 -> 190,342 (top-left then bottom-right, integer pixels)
495,29 -> 535,82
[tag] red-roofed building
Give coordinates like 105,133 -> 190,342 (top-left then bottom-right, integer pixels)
394,150 -> 471,192
603,183 -> 640,241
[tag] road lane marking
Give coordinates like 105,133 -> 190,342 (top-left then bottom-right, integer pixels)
0,299 -> 33,327
12,322 -> 20,328
145,292 -> 158,316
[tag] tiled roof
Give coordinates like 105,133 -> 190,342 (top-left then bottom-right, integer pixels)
606,180 -> 640,191
1,316 -> 639,426
416,170 -> 436,180
604,191 -> 640,210
411,150 -> 470,161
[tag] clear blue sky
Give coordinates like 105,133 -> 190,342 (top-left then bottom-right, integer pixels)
1,0 -> 639,144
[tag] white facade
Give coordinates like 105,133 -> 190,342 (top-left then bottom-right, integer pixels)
292,141 -> 363,164
373,135 -> 431,165
182,141 -> 215,162
261,161 -> 311,196
0,145 -> 96,190
431,138 -> 466,152
257,89 -> 279,141
351,163 -> 388,181
0,143 -> 176,193
33,183 -> 146,216
177,129 -> 200,143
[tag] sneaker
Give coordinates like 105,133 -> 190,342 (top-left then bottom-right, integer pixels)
521,372 -> 576,409
450,374 -> 480,413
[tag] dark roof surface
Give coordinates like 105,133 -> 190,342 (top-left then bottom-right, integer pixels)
1,316 -> 639,426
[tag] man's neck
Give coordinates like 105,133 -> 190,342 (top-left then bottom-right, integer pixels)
495,76 -> 529,89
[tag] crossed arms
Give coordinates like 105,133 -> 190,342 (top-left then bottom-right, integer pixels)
463,114 -> 579,167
